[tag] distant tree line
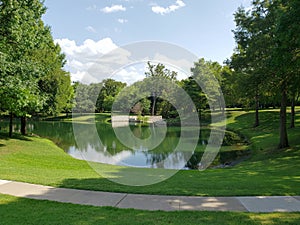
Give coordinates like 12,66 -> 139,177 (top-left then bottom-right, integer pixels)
73,79 -> 126,113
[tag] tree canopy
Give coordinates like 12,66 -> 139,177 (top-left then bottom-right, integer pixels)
229,0 -> 300,148
0,0 -> 73,136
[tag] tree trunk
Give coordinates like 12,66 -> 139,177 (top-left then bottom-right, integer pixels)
254,94 -> 259,127
199,109 -> 202,127
9,112 -> 13,138
21,116 -> 27,135
279,89 -> 289,149
290,95 -> 295,128
151,96 -> 157,116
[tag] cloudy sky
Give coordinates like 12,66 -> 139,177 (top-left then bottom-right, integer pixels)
42,0 -> 251,83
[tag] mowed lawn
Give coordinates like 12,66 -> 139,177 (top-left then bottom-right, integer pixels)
0,194 -> 299,225
0,108 -> 299,197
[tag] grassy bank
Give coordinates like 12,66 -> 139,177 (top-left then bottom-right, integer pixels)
0,194 -> 299,225
0,109 -> 299,196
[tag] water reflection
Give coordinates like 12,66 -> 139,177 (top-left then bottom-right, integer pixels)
0,119 -> 247,169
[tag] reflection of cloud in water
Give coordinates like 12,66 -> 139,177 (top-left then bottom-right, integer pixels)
68,144 -> 191,169
68,145 -> 132,165
68,144 -> 155,168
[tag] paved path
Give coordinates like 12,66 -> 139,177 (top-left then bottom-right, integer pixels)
1,180 -> 300,212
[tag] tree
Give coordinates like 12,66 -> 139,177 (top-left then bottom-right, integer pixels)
219,66 -> 242,108
190,58 -> 223,113
36,44 -> 73,116
145,62 -> 177,116
0,0 -> 46,136
230,3 -> 275,127
0,64 -> 43,137
256,0 -> 300,148
290,86 -> 300,128
180,77 -> 207,118
272,0 -> 300,130
0,0 -> 73,135
231,0 -> 300,148
73,83 -> 95,113
96,79 -> 126,112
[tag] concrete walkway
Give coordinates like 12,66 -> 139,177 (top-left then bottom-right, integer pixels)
1,180 -> 300,212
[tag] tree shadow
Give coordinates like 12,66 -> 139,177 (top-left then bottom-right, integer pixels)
0,132 -> 32,141
1,193 -> 284,225
0,173 -> 299,224
228,110 -> 300,153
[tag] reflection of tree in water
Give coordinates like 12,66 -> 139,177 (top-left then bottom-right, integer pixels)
144,152 -> 169,165
144,151 -> 196,169
143,128 -> 211,169
0,121 -> 76,151
130,125 -> 151,140
1,118 -> 247,169
185,152 -> 204,169
36,121 -> 208,169
30,122 -> 75,151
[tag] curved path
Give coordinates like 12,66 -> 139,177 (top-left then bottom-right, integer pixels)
1,180 -> 300,212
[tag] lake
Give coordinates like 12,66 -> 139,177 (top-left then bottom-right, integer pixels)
0,116 -> 248,169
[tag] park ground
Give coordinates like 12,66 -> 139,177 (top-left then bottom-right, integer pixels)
0,108 -> 300,224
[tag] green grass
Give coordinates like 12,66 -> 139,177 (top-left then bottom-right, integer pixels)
0,108 -> 299,196
226,108 -> 300,157
0,194 -> 299,225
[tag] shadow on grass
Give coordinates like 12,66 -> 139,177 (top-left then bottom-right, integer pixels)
227,110 -> 300,153
0,124 -> 298,223
0,132 -> 32,141
3,194 -> 296,225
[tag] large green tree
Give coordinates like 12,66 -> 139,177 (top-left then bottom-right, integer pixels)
0,0 -> 45,136
231,0 -> 299,148
271,0 -> 300,130
0,0 -> 73,136
35,43 -> 73,117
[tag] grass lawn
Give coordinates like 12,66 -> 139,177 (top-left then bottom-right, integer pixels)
0,194 -> 299,225
0,108 -> 299,196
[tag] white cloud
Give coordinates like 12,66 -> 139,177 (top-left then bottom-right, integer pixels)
55,38 -> 118,83
153,53 -> 193,77
117,18 -> 128,24
101,5 -> 126,13
86,26 -> 97,33
113,65 -> 146,84
55,39 -> 193,85
152,0 -> 185,15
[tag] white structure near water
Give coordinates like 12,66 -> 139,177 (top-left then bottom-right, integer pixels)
111,115 -> 165,128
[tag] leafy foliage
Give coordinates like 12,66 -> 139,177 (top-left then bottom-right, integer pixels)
0,0 -> 73,135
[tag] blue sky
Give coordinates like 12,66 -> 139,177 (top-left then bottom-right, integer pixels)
42,0 -> 251,83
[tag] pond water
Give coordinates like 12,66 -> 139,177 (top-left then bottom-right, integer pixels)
0,118 -> 247,169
